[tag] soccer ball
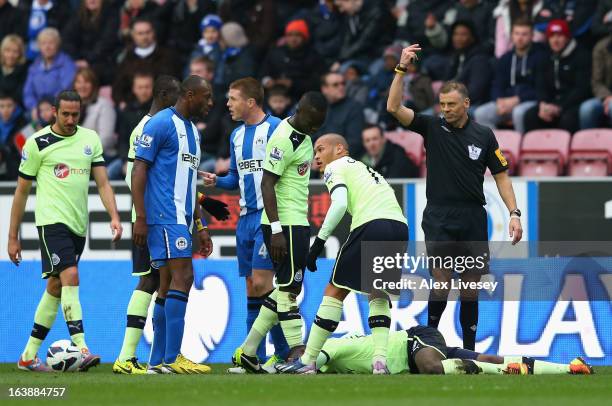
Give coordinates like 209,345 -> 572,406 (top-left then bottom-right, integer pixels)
46,340 -> 83,372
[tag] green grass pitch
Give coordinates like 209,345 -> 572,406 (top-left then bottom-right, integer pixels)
0,364 -> 610,406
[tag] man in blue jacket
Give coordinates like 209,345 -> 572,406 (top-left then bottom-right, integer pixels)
474,19 -> 545,134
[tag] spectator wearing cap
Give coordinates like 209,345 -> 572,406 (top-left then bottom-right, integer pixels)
445,20 -> 493,107
215,22 -> 255,90
166,0 -> 217,64
190,14 -> 222,65
259,19 -> 322,101
533,0 -> 598,43
474,18 -> 545,134
579,32 -> 612,129
523,19 -> 592,133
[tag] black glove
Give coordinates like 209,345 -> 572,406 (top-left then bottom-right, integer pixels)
200,196 -> 230,221
306,237 -> 326,272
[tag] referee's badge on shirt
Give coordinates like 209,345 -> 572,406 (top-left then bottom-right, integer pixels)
468,144 -> 482,160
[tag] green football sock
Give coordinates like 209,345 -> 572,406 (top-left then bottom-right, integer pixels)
368,298 -> 391,359
61,286 -> 86,349
23,291 -> 60,361
533,360 -> 569,374
242,289 -> 279,356
277,290 -> 303,349
301,296 -> 343,365
118,290 -> 152,361
441,359 -> 504,375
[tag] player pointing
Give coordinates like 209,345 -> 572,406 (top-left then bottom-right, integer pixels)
277,133 -> 408,374
9,90 -> 123,372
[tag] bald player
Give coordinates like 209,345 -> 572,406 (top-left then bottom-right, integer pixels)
277,133 -> 408,374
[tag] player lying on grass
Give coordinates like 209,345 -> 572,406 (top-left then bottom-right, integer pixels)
314,325 -> 593,375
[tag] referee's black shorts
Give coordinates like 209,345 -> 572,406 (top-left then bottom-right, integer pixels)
261,224 -> 310,290
421,203 -> 490,274
37,223 -> 85,279
332,219 -> 408,294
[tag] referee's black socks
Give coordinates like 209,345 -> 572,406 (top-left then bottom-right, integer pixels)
460,300 -> 479,351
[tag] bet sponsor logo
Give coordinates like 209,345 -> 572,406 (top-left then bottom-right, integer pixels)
181,153 -> 200,170
297,161 -> 309,176
238,159 -> 263,173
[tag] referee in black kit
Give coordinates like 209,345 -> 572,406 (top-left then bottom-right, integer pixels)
387,44 -> 523,350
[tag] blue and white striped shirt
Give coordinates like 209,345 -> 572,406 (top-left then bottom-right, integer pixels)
217,114 -> 281,215
135,107 -> 201,228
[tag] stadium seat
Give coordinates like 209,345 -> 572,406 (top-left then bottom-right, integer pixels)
568,129 -> 612,176
519,129 -> 571,176
493,130 -> 522,175
384,130 -> 425,170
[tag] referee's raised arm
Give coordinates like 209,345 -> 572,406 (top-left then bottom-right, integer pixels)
386,44 -> 421,127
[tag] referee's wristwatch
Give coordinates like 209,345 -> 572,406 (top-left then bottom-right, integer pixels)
510,209 -> 521,218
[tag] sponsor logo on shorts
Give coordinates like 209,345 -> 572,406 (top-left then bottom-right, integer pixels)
175,237 -> 188,250
83,145 -> 92,156
139,134 -> 153,148
270,147 -> 284,161
294,269 -> 303,282
51,253 -> 60,266
297,162 -> 309,176
468,144 -> 482,160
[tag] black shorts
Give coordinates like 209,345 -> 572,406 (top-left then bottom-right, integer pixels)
332,219 -> 408,294
421,204 -> 490,274
37,223 -> 86,279
262,224 -> 310,289
406,325 -> 448,374
131,224 -> 160,276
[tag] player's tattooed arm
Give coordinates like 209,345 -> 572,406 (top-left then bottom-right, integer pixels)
7,177 -> 33,265
131,159 -> 149,247
262,170 -> 287,263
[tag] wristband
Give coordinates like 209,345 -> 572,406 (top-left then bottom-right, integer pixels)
195,218 -> 207,232
510,215 -> 520,220
271,221 -> 282,234
197,191 -> 205,204
395,64 -> 408,75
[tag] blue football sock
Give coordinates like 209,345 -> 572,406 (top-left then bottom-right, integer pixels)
148,297 -> 166,366
165,290 -> 189,364
247,296 -> 266,360
270,323 -> 289,360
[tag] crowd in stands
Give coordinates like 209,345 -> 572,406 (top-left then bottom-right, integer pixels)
0,0 -> 610,180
